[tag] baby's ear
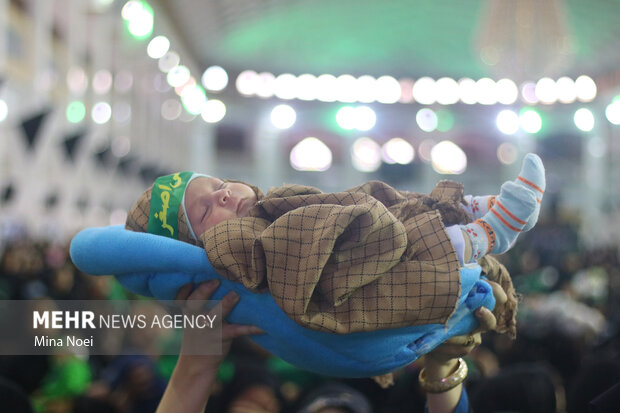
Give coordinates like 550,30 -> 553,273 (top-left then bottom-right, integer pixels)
177,207 -> 199,246
125,187 -> 152,232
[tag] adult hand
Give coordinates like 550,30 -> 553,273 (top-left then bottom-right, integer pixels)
423,280 -> 505,413
174,280 -> 263,372
156,281 -> 263,413
426,279 -> 505,365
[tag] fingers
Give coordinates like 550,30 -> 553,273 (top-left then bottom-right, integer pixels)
473,306 -> 497,333
488,280 -> 508,306
223,324 -> 264,340
174,283 -> 194,301
220,290 -> 241,319
431,333 -> 481,360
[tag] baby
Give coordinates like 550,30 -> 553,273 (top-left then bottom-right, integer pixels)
126,154 -> 545,334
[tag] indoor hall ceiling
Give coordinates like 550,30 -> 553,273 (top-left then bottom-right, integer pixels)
157,0 -> 620,81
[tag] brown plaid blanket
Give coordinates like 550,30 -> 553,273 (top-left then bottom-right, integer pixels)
200,180 -> 519,334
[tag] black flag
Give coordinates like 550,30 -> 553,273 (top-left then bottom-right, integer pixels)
63,132 -> 85,161
20,110 -> 50,150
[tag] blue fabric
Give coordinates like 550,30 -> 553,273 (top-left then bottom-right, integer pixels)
70,225 -> 495,378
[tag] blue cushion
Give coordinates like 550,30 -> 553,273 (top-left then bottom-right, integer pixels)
70,225 -> 495,377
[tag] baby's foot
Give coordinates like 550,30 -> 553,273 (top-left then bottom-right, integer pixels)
515,153 -> 545,231
461,181 -> 537,260
463,153 -> 545,230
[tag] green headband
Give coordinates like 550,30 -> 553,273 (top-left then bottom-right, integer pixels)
148,171 -> 194,239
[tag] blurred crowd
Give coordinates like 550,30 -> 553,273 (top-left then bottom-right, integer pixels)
0,207 -> 619,413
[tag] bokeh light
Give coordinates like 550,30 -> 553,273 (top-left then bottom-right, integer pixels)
167,65 -> 191,88
398,78 -> 415,103
356,75 -> 376,103
161,99 -> 182,120
476,78 -> 497,105
316,74 -> 338,102
520,82 -> 538,104
270,104 -> 296,129
158,51 -> 180,73
147,36 -> 170,59
181,84 -> 207,115
124,0 -> 153,39
556,77 -> 577,104
66,101 -> 85,123
496,79 -> 518,104
0,99 -> 7,122
535,77 -> 558,104
290,137 -> 332,171
335,74 -> 358,103
351,137 -> 381,172
114,70 -> 134,93
201,99 -> 226,123
274,74 -> 297,100
92,70 -> 113,94
416,108 -> 438,132
146,36 -> 170,59
67,66 -> 88,95
458,78 -> 477,104
382,138 -> 414,164
121,0 -> 142,20
236,70 -> 258,96
496,109 -> 520,135
574,108 -> 595,132
375,76 -> 401,104
431,141 -> 467,174
201,66 -> 228,92
412,77 -> 436,105
336,106 -> 356,130
255,72 -> 276,99
575,75 -> 597,102
418,139 -> 435,163
91,102 -> 112,124
296,74 -> 317,101
605,98 -> 620,125
497,142 -> 519,165
436,109 -> 454,132
174,76 -> 196,96
435,77 -> 459,105
519,109 -> 542,134
112,101 -> 132,124
587,136 -> 606,158
354,106 -> 376,131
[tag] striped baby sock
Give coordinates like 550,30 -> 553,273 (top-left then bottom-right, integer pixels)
462,153 -> 545,231
461,181 -> 537,260
462,194 -> 497,220
515,153 -> 545,231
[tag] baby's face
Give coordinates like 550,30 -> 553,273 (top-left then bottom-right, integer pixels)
184,177 -> 258,237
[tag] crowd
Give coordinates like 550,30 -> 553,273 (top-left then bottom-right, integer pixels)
0,207 -> 618,412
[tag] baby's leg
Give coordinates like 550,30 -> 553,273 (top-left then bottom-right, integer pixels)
449,154 -> 545,263
463,153 -> 545,232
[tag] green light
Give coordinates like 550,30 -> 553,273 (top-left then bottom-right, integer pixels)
436,109 -> 454,132
66,101 -> 86,123
519,108 -> 542,134
181,85 -> 207,115
124,1 -> 154,40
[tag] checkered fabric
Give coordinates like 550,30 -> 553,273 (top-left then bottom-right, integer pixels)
202,180 -> 477,334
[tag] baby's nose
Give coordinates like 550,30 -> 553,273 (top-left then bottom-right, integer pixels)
215,188 -> 232,205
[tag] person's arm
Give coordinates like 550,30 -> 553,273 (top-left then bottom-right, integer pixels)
156,281 -> 263,413
424,298 -> 502,413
